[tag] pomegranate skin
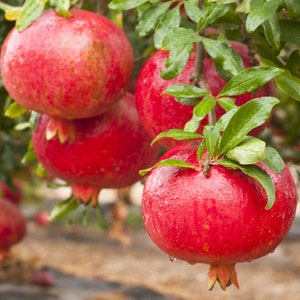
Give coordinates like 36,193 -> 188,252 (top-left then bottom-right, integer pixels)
142,144 -> 297,266
32,93 -> 160,192
0,200 -> 26,258
135,42 -> 274,149
0,9 -> 134,119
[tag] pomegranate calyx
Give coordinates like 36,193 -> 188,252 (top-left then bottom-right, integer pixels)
46,117 -> 76,144
207,263 -> 239,291
71,184 -> 101,208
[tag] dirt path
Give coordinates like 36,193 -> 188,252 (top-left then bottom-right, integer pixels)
2,217 -> 300,300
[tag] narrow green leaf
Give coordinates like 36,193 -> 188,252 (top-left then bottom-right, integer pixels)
139,159 -> 198,176
48,197 -> 79,222
226,136 -> 266,165
163,84 -> 209,98
151,129 -> 201,145
49,0 -> 72,17
0,2 -> 22,20
16,0 -> 47,32
154,5 -> 181,49
160,28 -> 201,79
197,141 -> 206,162
246,0 -> 281,33
198,3 -> 231,31
203,125 -> 220,157
109,0 -> 150,10
218,97 -> 236,112
201,37 -> 244,76
263,146 -> 284,174
275,69 -> 300,101
207,0 -> 238,3
218,97 -> 279,154
184,96 -> 216,132
5,102 -> 27,118
136,2 -> 171,38
218,157 -> 275,210
262,14 -> 281,49
184,0 -> 203,23
218,66 -> 283,97
216,106 -> 239,131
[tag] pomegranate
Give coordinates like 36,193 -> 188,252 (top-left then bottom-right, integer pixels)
0,180 -> 23,205
135,42 -> 274,149
142,144 -> 297,290
32,93 -> 160,207
0,199 -> 26,260
0,9 -> 134,119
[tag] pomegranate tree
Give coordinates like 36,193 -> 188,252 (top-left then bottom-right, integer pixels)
135,42 -> 274,149
0,199 -> 26,260
0,9 -> 134,120
32,93 -> 160,207
142,143 -> 297,290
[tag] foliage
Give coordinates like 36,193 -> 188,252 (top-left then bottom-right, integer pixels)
1,0 -> 300,214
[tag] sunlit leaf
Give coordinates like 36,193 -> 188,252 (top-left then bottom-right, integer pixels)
4,102 -> 27,118
48,197 -> 79,221
263,147 -> 284,174
151,129 -> 201,145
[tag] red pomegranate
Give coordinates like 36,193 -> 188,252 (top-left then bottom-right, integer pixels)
142,144 -> 297,290
0,9 -> 134,119
135,42 -> 274,149
0,199 -> 26,260
32,93 -> 160,207
0,180 -> 23,205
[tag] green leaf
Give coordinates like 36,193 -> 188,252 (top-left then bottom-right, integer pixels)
263,146 -> 284,174
136,2 -> 171,38
274,69 -> 300,101
218,97 -> 236,112
218,157 -> 276,210
197,141 -> 206,161
160,27 -> 201,79
284,0 -> 300,17
109,0 -> 151,10
226,136 -> 266,165
16,0 -> 47,32
203,125 -> 220,157
201,37 -> 244,77
183,0 -> 203,23
184,96 -> 216,132
48,197 -> 79,222
198,3 -> 231,31
139,159 -> 198,176
207,0 -> 238,3
163,84 -> 209,99
246,0 -> 281,33
151,129 -> 201,145
218,97 -> 279,154
4,102 -> 27,118
49,0 -> 72,17
216,106 -> 239,131
218,66 -> 283,97
154,5 -> 181,49
262,14 -> 281,49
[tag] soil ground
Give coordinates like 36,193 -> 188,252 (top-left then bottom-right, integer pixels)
1,207 -> 300,300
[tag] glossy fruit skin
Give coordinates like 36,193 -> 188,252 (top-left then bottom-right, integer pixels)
0,181 -> 22,205
0,9 -> 134,119
142,144 -> 297,266
0,200 -> 26,257
32,93 -> 160,190
135,42 -> 274,149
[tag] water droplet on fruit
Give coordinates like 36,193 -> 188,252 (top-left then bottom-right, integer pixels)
169,256 -> 176,262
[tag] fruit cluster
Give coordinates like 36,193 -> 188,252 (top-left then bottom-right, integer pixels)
134,41 -> 298,289
0,9 -> 159,208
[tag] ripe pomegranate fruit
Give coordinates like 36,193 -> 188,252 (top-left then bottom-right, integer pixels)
0,181 -> 23,205
0,199 -> 26,260
142,144 -> 297,290
0,9 -> 134,120
32,93 -> 160,207
135,42 -> 274,149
